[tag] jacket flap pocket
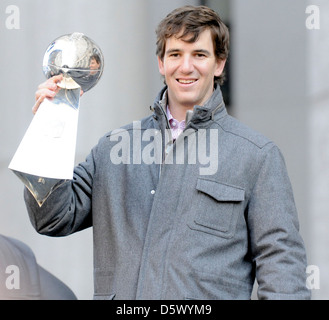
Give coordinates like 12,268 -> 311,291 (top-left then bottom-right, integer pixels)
196,178 -> 245,202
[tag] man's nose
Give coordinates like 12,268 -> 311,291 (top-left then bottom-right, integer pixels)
180,55 -> 194,73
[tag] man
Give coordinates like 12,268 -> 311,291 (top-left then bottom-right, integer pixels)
26,5 -> 310,299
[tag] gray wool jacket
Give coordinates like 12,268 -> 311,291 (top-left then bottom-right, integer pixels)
24,85 -> 311,300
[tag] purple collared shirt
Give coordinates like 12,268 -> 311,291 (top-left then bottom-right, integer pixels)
166,106 -> 186,141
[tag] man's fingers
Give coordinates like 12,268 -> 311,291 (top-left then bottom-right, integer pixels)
37,74 -> 63,91
32,74 -> 75,115
32,94 -> 45,115
34,74 -> 64,107
48,74 -> 63,85
35,88 -> 56,103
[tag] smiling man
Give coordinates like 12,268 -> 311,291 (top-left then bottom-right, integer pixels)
158,28 -> 226,121
26,5 -> 310,300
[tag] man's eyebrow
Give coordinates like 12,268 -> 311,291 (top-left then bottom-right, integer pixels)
165,48 -> 181,54
193,49 -> 211,55
165,48 -> 211,55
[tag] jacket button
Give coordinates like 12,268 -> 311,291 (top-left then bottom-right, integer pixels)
151,190 -> 155,195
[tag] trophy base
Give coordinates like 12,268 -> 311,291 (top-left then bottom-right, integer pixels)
12,170 -> 66,207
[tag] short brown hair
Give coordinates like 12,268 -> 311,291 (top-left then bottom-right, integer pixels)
156,5 -> 230,85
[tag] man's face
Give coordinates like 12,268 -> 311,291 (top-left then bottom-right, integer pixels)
89,58 -> 100,75
158,29 -> 226,110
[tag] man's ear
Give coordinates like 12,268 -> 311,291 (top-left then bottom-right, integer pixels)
215,59 -> 226,77
157,56 -> 165,76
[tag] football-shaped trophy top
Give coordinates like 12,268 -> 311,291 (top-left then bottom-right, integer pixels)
42,32 -> 104,92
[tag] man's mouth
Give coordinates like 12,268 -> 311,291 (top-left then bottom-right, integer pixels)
177,79 -> 197,84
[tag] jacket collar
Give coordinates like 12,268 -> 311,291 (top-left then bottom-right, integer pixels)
152,84 -> 227,129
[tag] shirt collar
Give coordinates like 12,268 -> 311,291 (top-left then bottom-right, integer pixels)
166,105 -> 174,123
166,105 -> 186,127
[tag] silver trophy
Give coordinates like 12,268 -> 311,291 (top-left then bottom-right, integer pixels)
9,32 -> 104,206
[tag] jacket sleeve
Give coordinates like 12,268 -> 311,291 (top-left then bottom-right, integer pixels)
248,144 -> 311,299
24,143 -> 98,237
